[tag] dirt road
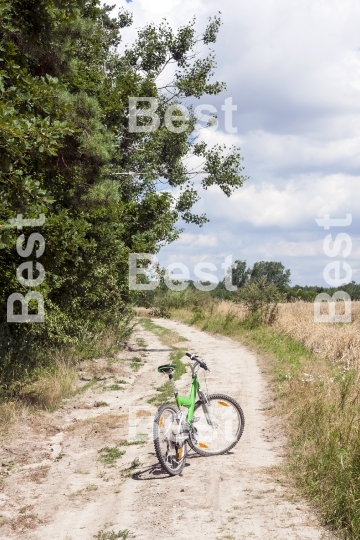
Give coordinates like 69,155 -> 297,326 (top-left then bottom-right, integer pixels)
0,318 -> 331,540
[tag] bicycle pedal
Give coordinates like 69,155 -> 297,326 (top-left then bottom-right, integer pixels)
192,417 -> 200,422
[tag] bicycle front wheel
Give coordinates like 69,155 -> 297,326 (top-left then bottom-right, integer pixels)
188,394 -> 245,456
153,404 -> 187,476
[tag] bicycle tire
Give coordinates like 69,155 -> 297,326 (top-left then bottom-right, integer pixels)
188,393 -> 245,457
153,404 -> 187,476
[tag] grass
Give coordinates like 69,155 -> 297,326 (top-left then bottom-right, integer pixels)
76,377 -> 99,394
106,384 -> 124,391
27,465 -> 50,483
130,457 -> 141,468
86,484 -> 98,491
94,401 -> 109,407
0,311 -> 133,432
0,400 -> 29,434
116,439 -> 146,447
139,317 -> 188,346
97,446 -> 126,466
130,357 -> 143,371
120,457 -> 142,479
94,530 -> 132,540
170,303 -> 360,540
148,348 -> 187,407
18,363 -> 77,411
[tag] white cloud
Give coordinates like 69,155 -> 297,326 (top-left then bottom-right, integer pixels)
113,0 -> 360,284
199,175 -> 360,228
177,233 -> 218,247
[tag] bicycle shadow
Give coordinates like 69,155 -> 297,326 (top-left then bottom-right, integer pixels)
126,347 -> 173,353
131,450 -> 233,480
131,460 -> 194,481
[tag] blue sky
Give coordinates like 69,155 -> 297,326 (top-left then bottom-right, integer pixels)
115,0 -> 360,286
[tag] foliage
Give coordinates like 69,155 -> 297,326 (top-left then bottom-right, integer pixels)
217,260 -> 291,300
0,1 -> 246,388
237,277 -> 284,327
285,281 -> 360,302
249,261 -> 290,289
229,260 -> 250,288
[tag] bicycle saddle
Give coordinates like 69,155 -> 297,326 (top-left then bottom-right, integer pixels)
157,364 -> 176,373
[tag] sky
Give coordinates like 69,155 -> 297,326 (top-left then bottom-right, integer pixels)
115,0 -> 360,286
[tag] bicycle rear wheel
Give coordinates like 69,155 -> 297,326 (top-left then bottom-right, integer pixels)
188,394 -> 245,456
153,404 -> 187,476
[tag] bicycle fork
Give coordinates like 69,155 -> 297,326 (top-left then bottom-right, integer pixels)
198,390 -> 218,428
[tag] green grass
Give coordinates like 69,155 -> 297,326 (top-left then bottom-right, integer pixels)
85,484 -> 98,491
97,446 -> 126,466
104,379 -> 127,391
130,357 -> 143,371
136,337 -> 147,347
116,439 -> 146,447
106,384 -> 124,391
139,317 -> 188,346
120,457 -> 142,479
130,457 -> 141,468
148,348 -> 187,407
76,377 -> 99,394
138,317 -> 188,406
94,530 -> 132,540
176,309 -> 310,382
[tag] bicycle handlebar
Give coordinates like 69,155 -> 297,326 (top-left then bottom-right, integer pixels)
185,352 -> 210,371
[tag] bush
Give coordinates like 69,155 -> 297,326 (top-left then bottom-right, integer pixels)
148,287 -> 214,318
237,277 -> 284,327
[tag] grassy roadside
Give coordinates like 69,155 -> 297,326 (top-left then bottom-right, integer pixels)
168,307 -> 360,540
0,318 -> 134,434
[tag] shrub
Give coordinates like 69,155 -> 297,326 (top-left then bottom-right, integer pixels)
238,277 -> 284,327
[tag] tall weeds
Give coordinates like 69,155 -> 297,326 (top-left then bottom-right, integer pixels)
288,368 -> 360,537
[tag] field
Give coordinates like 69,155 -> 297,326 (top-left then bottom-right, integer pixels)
212,299 -> 360,369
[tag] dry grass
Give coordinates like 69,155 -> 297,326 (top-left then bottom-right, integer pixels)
0,401 -> 29,430
10,510 -> 42,532
19,362 -> 77,410
80,359 -> 126,378
204,300 -> 360,370
25,465 -> 50,484
272,301 -> 360,369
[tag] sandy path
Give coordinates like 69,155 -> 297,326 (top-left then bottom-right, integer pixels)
0,318 -> 331,540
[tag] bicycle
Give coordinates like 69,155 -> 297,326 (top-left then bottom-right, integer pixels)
153,352 -> 245,476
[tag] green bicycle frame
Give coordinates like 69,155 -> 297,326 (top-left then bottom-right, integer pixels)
174,374 -> 200,422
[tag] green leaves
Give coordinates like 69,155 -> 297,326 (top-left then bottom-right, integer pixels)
0,0 -> 247,388
202,144 -> 247,196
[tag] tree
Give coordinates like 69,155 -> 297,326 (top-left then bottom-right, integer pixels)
250,261 -> 291,290
230,260 -> 250,288
0,1 -> 246,385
